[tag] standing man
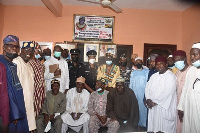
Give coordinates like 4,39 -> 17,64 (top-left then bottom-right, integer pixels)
97,52 -> 120,90
168,55 -> 179,74
129,57 -> 149,131
88,78 -> 120,133
177,43 -> 200,133
29,41 -> 45,117
106,77 -> 139,132
44,45 -> 69,93
145,56 -> 177,133
147,54 -> 159,81
119,53 -> 131,87
82,50 -> 98,92
43,48 -> 51,61
68,49 -> 84,89
0,35 -> 29,132
61,77 -> 90,133
13,41 -> 36,132
172,50 -> 190,133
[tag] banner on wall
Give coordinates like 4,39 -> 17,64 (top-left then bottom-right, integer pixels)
73,14 -> 114,43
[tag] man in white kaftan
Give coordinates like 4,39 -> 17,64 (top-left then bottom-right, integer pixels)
13,41 -> 36,131
44,45 -> 69,93
177,43 -> 200,133
61,77 -> 90,133
145,56 -> 177,133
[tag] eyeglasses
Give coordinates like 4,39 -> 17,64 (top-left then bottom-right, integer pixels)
4,44 -> 20,49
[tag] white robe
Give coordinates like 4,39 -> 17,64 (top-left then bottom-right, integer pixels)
145,70 -> 177,133
177,66 -> 200,133
13,56 -> 36,131
44,56 -> 69,93
61,87 -> 90,126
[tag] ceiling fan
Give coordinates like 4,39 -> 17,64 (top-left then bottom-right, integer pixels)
78,0 -> 123,13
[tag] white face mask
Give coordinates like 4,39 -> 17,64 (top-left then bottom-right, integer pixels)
89,59 -> 95,64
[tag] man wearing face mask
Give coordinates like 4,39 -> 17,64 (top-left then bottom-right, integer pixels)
0,35 -> 29,133
167,55 -> 179,74
28,41 -> 45,118
177,43 -> 200,133
88,78 -> 120,133
43,48 -> 51,61
119,53 -> 131,87
147,54 -> 159,81
172,50 -> 190,133
97,52 -> 120,91
44,45 -> 69,94
82,50 -> 98,92
13,41 -> 36,132
68,49 -> 84,89
129,57 -> 149,131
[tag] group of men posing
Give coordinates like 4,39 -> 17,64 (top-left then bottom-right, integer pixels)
0,34 -> 200,133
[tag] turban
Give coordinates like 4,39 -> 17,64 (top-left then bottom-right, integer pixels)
76,76 -> 85,84
116,77 -> 125,83
172,50 -> 186,58
22,41 -> 35,49
192,42 -> 200,49
150,54 -> 159,61
155,56 -> 167,64
135,57 -> 143,61
3,35 -> 19,44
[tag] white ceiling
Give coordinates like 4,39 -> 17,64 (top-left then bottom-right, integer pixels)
0,0 -> 195,11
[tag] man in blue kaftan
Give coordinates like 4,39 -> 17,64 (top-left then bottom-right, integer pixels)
0,35 -> 29,133
129,57 -> 149,131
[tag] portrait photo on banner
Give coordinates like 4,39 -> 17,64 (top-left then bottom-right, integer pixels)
84,43 -> 99,62
99,44 -> 117,58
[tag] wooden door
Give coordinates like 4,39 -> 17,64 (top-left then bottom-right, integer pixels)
143,43 -> 177,65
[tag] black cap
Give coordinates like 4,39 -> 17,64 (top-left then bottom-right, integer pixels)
86,50 -> 97,56
70,49 -> 80,55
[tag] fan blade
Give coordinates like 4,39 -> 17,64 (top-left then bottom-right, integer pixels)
77,0 -> 101,4
108,3 -> 122,13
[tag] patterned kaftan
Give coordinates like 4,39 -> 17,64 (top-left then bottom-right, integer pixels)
29,59 -> 45,117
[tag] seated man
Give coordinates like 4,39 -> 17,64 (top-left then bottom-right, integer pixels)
106,77 -> 139,132
88,78 -> 120,133
36,79 -> 66,133
61,77 -> 90,133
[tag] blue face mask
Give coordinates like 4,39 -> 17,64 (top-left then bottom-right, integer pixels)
192,60 -> 200,68
44,56 -> 51,60
174,60 -> 185,70
54,51 -> 61,58
106,61 -> 112,65
35,54 -> 41,59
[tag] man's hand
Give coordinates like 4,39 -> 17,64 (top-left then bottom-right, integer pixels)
12,120 -> 19,125
178,110 -> 184,122
54,68 -> 61,76
43,114 -> 49,124
96,114 -> 107,124
146,99 -> 157,109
